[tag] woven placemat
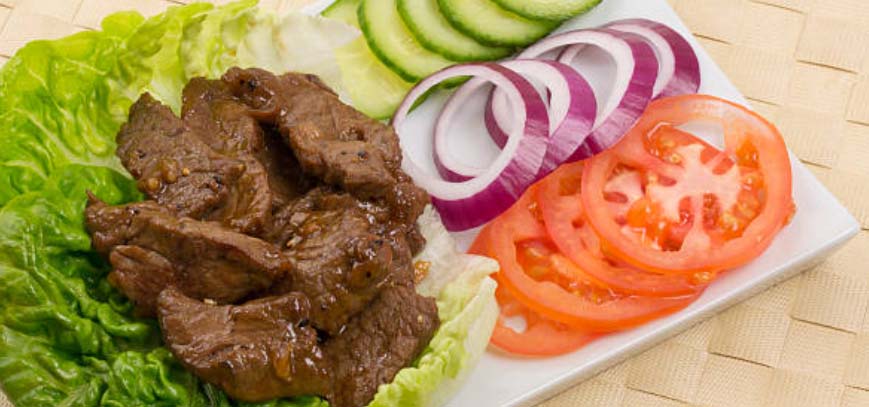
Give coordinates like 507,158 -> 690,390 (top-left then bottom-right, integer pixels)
1,1 -> 867,406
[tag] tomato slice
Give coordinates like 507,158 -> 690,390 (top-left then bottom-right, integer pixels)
490,277 -> 597,356
582,95 -> 794,275
537,161 -> 705,296
483,188 -> 701,331
471,192 -> 596,356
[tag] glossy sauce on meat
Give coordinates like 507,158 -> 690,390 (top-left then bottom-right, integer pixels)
86,68 -> 437,407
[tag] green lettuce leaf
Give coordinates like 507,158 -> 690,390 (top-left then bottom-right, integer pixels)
181,0 -> 259,80
234,10 -> 358,91
0,2 -> 496,406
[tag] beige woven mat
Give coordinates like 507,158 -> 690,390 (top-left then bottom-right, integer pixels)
1,0 -> 868,406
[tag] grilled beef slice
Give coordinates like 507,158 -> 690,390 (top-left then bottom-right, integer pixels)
85,196 -> 288,317
327,286 -> 439,407
157,285 -> 439,407
267,188 -> 396,334
116,94 -> 272,235
181,78 -> 312,210
158,288 -> 330,402
221,68 -> 428,225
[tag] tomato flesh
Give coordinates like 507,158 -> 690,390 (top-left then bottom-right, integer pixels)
582,95 -> 794,274
489,278 -> 596,356
536,161 -> 704,296
484,188 -> 701,331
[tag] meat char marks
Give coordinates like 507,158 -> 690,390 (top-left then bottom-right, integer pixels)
86,68 -> 435,407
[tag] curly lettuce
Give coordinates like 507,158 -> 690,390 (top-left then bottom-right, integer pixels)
0,1 -> 497,406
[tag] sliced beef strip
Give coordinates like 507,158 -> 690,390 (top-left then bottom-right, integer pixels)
266,188 -> 398,335
158,285 -> 439,407
158,288 -> 331,402
221,68 -> 427,210
326,286 -> 439,407
221,67 -> 398,197
117,93 -> 275,235
180,77 -> 272,235
181,77 -> 266,155
284,122 -> 396,200
85,195 -> 288,317
259,129 -> 315,208
222,68 -> 401,174
181,77 -> 314,230
116,93 -> 245,222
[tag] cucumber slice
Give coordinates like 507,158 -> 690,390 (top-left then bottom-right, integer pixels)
437,0 -> 558,47
323,0 -> 413,119
397,0 -> 513,62
335,38 -> 413,120
322,0 -> 360,27
491,0 -> 603,22
359,0 -> 455,82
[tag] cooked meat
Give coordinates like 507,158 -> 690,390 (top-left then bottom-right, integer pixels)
158,288 -> 330,402
85,195 -> 288,317
158,286 -> 439,407
268,189 -> 398,334
259,130 -> 315,207
230,67 -> 395,195
116,94 -> 271,235
327,286 -> 439,407
284,121 -> 396,199
222,68 -> 400,176
181,77 -> 266,156
91,67 -> 438,407
221,67 -> 426,207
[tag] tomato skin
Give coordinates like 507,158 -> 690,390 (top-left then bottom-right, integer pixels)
536,162 -> 704,297
484,188 -> 701,332
489,276 -> 597,357
582,95 -> 793,275
471,194 -> 597,356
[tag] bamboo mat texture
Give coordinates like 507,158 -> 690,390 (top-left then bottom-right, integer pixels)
1,0 -> 868,406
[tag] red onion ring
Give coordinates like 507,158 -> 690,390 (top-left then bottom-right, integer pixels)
435,59 -> 595,181
518,28 -> 659,161
392,63 -> 550,231
603,19 -> 700,98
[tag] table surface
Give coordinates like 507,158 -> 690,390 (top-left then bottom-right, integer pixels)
0,1 -> 867,406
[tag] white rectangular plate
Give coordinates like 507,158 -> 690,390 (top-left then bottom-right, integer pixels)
434,1 -> 859,406
311,0 -> 859,405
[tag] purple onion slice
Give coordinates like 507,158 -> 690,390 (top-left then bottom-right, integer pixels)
392,63 -> 549,231
521,28 -> 659,161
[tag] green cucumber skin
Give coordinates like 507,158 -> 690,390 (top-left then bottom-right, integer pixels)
323,0 -> 413,119
357,2 -> 417,82
436,0 -> 558,47
490,0 -> 603,22
397,0 -> 514,62
358,0 -> 455,82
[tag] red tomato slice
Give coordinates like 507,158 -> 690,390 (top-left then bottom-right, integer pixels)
490,276 -> 597,356
537,161 -> 705,296
481,188 -> 701,331
582,95 -> 794,275
471,192 -> 597,356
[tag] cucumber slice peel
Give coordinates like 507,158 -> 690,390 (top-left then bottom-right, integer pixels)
437,0 -> 558,47
398,0 -> 513,62
359,0 -> 455,82
491,0 -> 603,22
322,0 -> 414,119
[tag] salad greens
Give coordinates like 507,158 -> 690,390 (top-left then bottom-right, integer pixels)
0,1 -> 498,406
